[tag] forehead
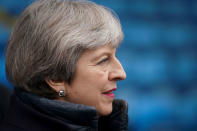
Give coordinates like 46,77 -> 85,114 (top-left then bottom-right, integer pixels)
84,45 -> 116,57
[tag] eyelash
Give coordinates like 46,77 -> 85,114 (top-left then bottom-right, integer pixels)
97,57 -> 109,65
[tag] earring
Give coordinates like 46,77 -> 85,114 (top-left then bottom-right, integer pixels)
59,90 -> 65,97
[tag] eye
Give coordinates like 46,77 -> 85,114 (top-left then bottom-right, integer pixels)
97,57 -> 109,65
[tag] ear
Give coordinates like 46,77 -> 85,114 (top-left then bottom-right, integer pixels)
45,79 -> 66,93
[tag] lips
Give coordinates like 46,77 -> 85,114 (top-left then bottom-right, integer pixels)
102,88 -> 116,98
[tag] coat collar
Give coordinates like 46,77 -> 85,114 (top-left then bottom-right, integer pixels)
15,88 -> 99,128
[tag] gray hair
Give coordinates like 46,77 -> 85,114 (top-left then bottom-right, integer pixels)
6,0 -> 123,98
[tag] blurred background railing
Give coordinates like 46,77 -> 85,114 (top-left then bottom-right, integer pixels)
0,0 -> 197,130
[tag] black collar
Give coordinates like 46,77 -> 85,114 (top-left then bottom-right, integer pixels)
15,88 -> 99,128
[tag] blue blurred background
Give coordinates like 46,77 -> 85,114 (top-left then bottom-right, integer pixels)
0,0 -> 197,130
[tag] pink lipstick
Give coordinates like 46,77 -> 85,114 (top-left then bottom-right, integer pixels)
102,88 -> 116,98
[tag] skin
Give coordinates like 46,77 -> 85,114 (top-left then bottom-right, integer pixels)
47,44 -> 126,116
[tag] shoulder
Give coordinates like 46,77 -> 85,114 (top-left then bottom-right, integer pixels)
0,94 -> 30,131
0,122 -> 27,131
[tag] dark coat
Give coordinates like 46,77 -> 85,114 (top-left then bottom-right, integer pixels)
0,85 -> 12,122
0,90 -> 128,131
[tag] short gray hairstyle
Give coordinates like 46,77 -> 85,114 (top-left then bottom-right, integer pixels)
6,0 -> 123,98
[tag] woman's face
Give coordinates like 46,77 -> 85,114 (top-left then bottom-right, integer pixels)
65,45 -> 126,116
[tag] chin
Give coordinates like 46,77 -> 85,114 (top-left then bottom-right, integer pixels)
98,103 -> 113,116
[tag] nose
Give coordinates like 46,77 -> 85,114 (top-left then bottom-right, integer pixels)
108,57 -> 126,81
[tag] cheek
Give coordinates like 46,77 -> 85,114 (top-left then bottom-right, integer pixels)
68,84 -> 101,108
91,67 -> 109,82
68,66 -> 112,114
78,67 -> 109,88
69,71 -> 107,100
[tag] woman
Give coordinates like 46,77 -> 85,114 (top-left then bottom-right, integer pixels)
0,0 -> 128,130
